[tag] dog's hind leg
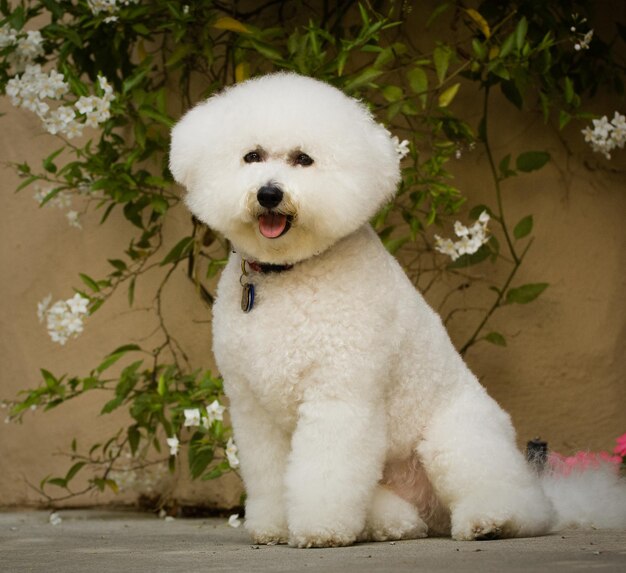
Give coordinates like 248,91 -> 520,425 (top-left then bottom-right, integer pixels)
417,383 -> 555,540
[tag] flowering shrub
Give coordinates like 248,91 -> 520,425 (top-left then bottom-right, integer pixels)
1,1 -> 624,507
581,112 -> 626,159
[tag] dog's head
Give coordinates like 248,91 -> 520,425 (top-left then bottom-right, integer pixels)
170,73 -> 400,264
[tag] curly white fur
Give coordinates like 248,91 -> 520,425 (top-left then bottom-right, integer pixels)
170,73 -> 622,548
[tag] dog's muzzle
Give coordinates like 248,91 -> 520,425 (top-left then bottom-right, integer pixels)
257,184 -> 283,209
256,184 -> 292,239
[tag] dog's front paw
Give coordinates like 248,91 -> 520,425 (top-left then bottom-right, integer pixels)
289,527 -> 356,548
245,521 -> 289,545
362,487 -> 428,542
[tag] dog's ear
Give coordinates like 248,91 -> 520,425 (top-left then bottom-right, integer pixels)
169,102 -> 209,189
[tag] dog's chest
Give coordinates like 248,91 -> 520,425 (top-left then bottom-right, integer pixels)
213,267 -> 332,420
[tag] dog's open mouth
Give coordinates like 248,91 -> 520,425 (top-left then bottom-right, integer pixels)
258,212 -> 291,239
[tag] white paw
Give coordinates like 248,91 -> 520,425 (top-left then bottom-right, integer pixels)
245,520 -> 289,545
363,487 -> 428,542
451,486 -> 554,540
452,516 -> 507,541
289,527 -> 356,548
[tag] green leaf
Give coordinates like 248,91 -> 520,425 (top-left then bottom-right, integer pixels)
42,147 -> 65,173
108,259 -> 127,272
41,369 -> 58,391
501,81 -> 523,110
160,236 -> 194,266
516,151 -> 550,173
500,32 -> 516,58
150,195 -> 169,214
383,236 -> 409,255
128,425 -> 140,456
101,396 -> 124,414
506,283 -> 548,304
344,68 -> 383,92
515,17 -> 528,51
248,39 -> 283,62
382,85 -> 403,102
157,373 -> 167,397
96,345 -> 140,374
201,466 -> 225,480
426,2 -> 451,27
128,276 -> 136,307
213,15 -> 250,34
16,175 -> 40,193
438,83 -> 460,107
447,244 -> 491,269
498,154 -> 516,179
485,332 -> 507,346
123,63 -> 151,94
433,45 -> 452,85
513,215 -> 533,239
47,478 -> 68,489
407,67 -> 428,108
188,435 -> 214,479
472,38 -> 486,60
138,107 -> 174,127
469,204 -> 494,220
65,462 -> 86,482
79,273 -> 100,292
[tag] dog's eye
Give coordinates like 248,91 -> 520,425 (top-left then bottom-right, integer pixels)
243,151 -> 263,163
294,153 -> 314,167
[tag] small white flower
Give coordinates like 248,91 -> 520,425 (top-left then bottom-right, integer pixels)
66,210 -> 82,229
228,514 -> 241,528
166,436 -> 180,456
183,408 -> 202,427
205,400 -> 225,425
49,512 -> 62,526
582,112 -> 626,159
40,294 -> 90,345
67,293 -> 89,315
391,136 -> 410,159
75,96 -> 96,115
64,120 -> 84,139
16,30 -> 44,62
0,24 -> 18,48
98,75 -> 115,100
453,221 -> 469,237
37,294 -> 52,323
434,211 -> 490,261
433,235 -> 458,260
225,437 -> 239,468
84,111 -> 101,128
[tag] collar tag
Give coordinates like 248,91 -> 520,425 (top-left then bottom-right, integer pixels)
241,282 -> 255,312
240,259 -> 255,312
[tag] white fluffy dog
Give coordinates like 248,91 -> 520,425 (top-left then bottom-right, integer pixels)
170,73 -> 558,547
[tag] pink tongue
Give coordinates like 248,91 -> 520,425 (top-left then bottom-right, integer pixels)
259,213 -> 287,239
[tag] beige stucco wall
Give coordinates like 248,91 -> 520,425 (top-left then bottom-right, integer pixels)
1,51 -> 624,507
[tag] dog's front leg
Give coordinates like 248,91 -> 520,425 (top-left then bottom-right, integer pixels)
227,382 -> 291,544
285,393 -> 386,548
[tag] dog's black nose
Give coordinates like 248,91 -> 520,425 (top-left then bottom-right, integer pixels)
257,185 -> 284,209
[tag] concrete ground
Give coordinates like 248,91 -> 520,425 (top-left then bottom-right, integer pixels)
0,509 -> 625,573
